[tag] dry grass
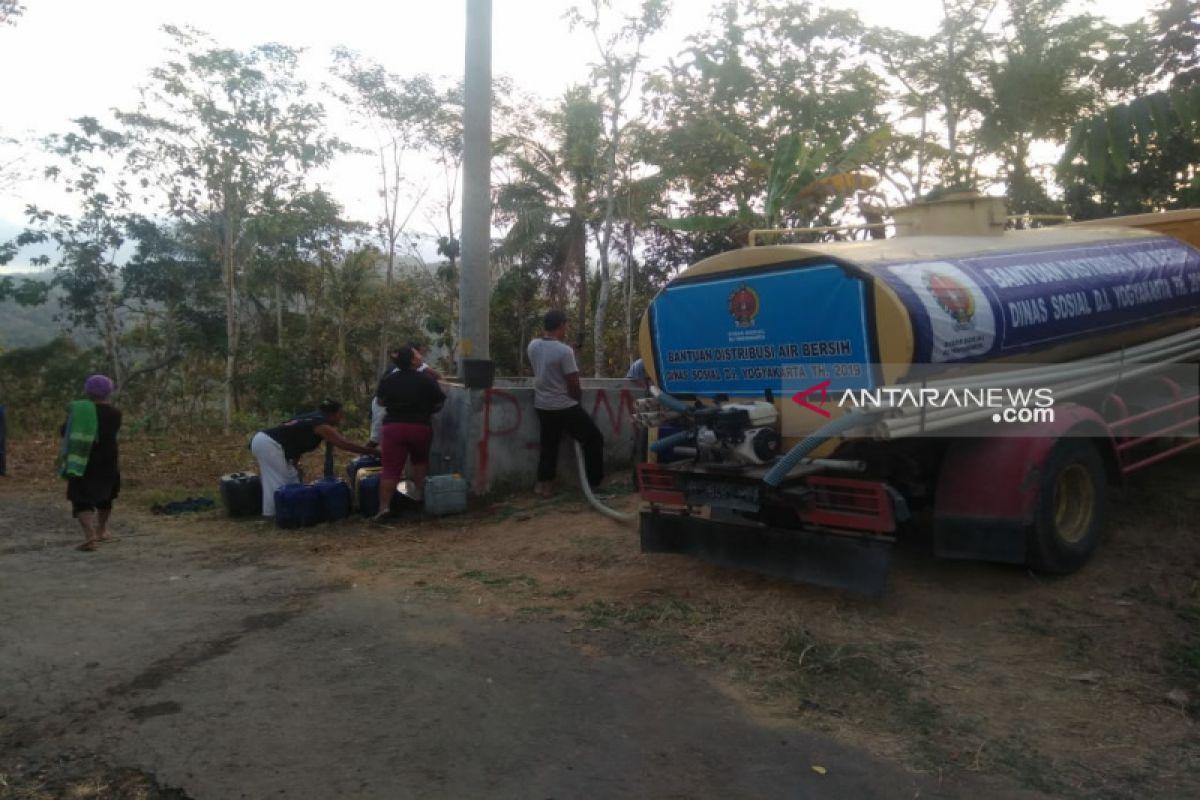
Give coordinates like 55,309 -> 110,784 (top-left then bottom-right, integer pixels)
4,432 -> 1199,797
0,765 -> 183,800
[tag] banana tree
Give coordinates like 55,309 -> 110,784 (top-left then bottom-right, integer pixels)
1059,84 -> 1200,185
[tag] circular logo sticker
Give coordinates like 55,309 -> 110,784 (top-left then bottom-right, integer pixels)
728,284 -> 760,328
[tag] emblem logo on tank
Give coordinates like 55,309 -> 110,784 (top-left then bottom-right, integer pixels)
728,283 -> 760,328
923,271 -> 976,329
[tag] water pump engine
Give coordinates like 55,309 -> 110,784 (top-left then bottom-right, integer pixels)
691,401 -> 781,465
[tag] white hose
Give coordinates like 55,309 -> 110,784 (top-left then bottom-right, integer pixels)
575,442 -> 636,522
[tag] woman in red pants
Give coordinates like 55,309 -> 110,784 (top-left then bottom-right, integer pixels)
373,345 -> 446,521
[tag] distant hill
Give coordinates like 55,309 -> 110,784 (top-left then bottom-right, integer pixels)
0,273 -> 93,350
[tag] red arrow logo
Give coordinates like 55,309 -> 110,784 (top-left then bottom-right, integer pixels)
791,379 -> 832,418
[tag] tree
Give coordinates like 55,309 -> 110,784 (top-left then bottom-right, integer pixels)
0,1 -> 24,26
1058,0 -> 1199,210
331,50 -> 442,374
643,0 -> 888,231
0,131 -> 25,195
613,160 -> 668,366
568,0 -> 668,376
117,26 -> 343,430
0,2 -> 28,190
495,87 -> 605,362
120,218 -> 224,410
13,119 -> 134,385
865,1 -> 997,194
976,0 -> 1107,215
489,255 -> 543,376
244,189 -> 359,349
654,128 -> 887,240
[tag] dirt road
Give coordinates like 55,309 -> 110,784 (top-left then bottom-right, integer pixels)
0,493 -> 1029,800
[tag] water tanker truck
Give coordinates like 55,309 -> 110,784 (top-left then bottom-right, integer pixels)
633,196 -> 1200,592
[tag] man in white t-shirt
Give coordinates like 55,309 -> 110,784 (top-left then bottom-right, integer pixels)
526,309 -> 604,497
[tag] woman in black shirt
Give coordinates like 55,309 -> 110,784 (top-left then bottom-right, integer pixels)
250,400 -> 378,517
64,374 -> 122,551
374,346 -> 446,518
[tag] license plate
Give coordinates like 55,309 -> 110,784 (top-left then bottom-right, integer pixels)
686,479 -> 761,511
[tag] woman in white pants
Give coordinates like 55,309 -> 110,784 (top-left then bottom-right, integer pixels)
250,400 -> 378,516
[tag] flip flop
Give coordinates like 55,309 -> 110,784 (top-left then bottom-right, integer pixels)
77,541 -> 97,552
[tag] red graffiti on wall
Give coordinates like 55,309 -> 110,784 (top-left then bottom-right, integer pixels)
476,388 -> 522,493
591,389 -> 637,435
475,387 -> 637,492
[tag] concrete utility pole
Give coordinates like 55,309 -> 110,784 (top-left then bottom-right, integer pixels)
458,0 -> 492,375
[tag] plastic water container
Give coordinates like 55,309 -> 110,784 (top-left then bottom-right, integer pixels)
274,483 -> 323,529
424,474 -> 468,516
220,472 -> 262,517
357,468 -> 383,517
313,478 -> 352,522
357,468 -> 414,517
346,455 -> 381,488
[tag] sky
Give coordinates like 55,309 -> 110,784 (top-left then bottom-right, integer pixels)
0,0 -> 1155,272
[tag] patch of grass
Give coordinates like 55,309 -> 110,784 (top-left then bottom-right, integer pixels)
577,598 -> 713,629
1119,583 -> 1166,607
391,554 -> 439,572
770,626 -> 950,770
547,588 -> 577,600
514,606 -> 562,621
1012,607 -> 1056,637
1170,641 -> 1200,680
572,534 -> 616,550
350,557 -> 378,570
601,477 -> 635,494
986,737 -> 1070,795
1167,605 -> 1200,708
490,503 -> 517,523
414,583 -> 462,601
1176,604 -> 1200,624
458,570 -> 539,590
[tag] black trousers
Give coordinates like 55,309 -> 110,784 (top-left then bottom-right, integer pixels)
536,405 -> 604,486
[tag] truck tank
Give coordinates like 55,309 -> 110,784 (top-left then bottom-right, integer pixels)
638,208 -> 1200,451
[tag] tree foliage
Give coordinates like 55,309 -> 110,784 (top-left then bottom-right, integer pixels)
1058,0 -> 1200,215
2,0 -> 1197,415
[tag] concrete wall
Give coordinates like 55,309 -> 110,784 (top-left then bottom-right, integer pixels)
426,379 -> 643,495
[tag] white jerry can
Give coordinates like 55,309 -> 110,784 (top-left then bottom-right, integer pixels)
423,474 -> 469,516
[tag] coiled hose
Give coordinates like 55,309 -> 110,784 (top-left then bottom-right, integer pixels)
575,442 -> 636,522
762,412 -> 880,487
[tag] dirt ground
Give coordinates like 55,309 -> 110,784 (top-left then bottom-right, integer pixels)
2,431 -> 1198,799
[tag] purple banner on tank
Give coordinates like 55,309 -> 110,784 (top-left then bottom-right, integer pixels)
877,237 -> 1200,364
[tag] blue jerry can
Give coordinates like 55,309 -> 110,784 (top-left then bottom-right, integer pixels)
274,483 -> 323,529
313,478 -> 352,522
357,470 -> 381,517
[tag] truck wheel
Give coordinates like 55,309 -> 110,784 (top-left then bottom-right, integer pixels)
1027,439 -> 1107,574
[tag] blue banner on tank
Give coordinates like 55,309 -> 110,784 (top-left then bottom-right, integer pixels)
650,264 -> 875,397
878,237 -> 1200,364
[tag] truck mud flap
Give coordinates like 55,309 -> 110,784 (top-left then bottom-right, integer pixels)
640,511 -> 893,594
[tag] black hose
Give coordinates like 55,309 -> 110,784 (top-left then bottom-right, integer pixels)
650,429 -> 692,454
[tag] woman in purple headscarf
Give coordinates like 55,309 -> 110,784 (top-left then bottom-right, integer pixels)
61,374 -> 122,551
